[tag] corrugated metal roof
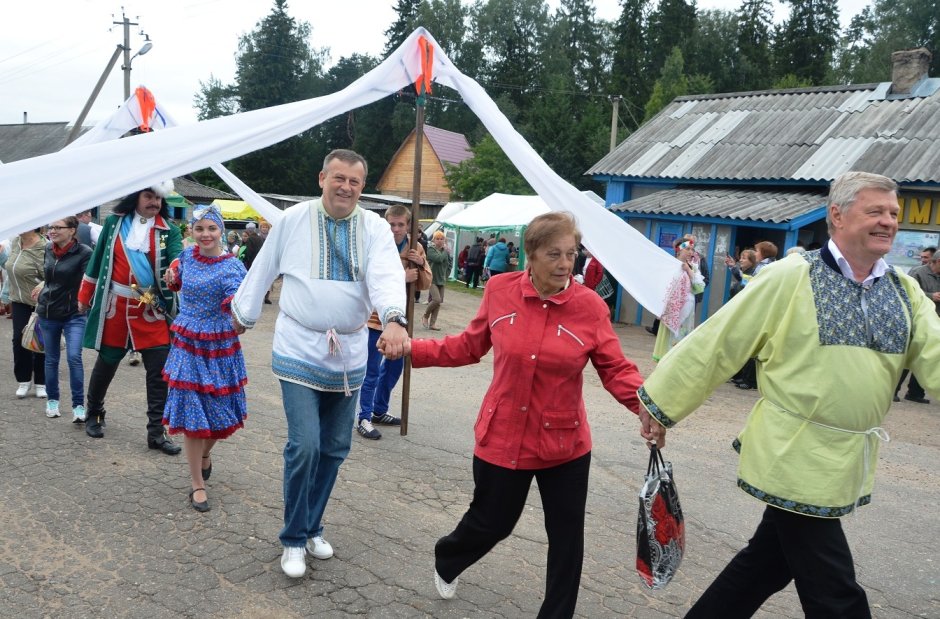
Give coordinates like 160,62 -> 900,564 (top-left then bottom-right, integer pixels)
173,177 -> 236,201
589,81 -> 940,183
610,187 -> 826,223
0,122 -> 76,163
423,125 -> 473,166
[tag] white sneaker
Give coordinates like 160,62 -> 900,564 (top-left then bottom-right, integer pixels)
434,569 -> 458,599
35,385 -> 47,399
72,405 -> 87,423
16,381 -> 32,398
128,351 -> 141,366
280,546 -> 306,578
306,535 -> 333,560
46,400 -> 60,418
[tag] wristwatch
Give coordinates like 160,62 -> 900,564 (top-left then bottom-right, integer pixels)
389,314 -> 408,328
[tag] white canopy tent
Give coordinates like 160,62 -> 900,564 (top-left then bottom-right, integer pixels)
0,28 -> 686,330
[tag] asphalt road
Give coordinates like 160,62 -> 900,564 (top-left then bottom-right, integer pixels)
0,284 -> 936,618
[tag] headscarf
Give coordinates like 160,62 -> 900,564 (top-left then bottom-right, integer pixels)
190,204 -> 225,230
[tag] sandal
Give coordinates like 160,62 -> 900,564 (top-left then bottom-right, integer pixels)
429,325 -> 441,331
421,315 -> 430,330
189,487 -> 210,512
201,455 -> 212,481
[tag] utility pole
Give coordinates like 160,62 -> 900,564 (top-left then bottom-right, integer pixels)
608,95 -> 622,153
114,10 -> 140,100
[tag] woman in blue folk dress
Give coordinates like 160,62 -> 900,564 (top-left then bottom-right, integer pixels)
162,205 -> 248,512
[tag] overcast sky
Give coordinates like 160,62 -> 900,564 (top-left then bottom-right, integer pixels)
1,0 -> 871,128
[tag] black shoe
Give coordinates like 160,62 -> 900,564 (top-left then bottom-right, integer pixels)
892,395 -> 900,402
86,414 -> 105,438
645,326 -> 657,335
202,455 -> 212,481
904,394 -> 930,404
189,488 -> 210,512
735,382 -> 755,390
148,437 -> 182,455
264,298 -> 272,304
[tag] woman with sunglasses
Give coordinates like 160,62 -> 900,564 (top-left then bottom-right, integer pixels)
33,216 -> 92,420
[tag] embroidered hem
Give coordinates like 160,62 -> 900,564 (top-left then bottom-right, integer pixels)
736,478 -> 869,518
638,386 -> 675,428
164,421 -> 245,440
272,352 -> 365,393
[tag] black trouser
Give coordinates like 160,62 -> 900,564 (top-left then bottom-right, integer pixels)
465,265 -> 482,288
735,358 -> 757,387
86,346 -> 169,440
11,301 -> 45,384
895,369 -> 924,399
436,453 -> 591,619
686,505 -> 870,619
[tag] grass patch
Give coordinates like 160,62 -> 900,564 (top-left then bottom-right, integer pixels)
446,279 -> 484,297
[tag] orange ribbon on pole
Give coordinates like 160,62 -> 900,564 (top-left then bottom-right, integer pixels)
135,86 -> 156,132
413,36 -> 434,96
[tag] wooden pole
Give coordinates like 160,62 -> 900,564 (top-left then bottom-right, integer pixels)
400,93 -> 427,436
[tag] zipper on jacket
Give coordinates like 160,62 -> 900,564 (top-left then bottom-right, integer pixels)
490,312 -> 516,328
557,324 -> 585,346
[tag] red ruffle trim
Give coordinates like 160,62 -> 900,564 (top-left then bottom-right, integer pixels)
192,246 -> 235,264
163,420 -> 246,440
171,323 -> 239,340
220,294 -> 234,315
162,374 -> 248,395
171,338 -> 241,358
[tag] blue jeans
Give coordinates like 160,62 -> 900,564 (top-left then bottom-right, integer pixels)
279,380 -> 358,548
39,314 -> 87,406
358,328 -> 404,421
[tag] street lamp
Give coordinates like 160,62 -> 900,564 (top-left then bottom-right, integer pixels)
66,37 -> 154,145
122,35 -> 152,100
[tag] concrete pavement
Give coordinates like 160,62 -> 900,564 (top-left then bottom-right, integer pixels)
0,285 -> 936,618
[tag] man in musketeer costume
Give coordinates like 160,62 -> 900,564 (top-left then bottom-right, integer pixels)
77,181 -> 182,454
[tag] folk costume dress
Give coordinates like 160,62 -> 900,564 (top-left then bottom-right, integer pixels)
162,247 -> 248,439
639,245 -> 940,517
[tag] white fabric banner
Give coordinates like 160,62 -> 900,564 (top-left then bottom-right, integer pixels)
0,28 -> 683,323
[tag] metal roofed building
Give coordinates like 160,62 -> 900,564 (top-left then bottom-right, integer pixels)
588,47 -> 940,325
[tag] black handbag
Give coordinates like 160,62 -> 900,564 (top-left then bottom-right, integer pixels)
636,445 -> 685,589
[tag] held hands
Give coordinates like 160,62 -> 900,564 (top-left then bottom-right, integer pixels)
231,315 -> 246,335
30,283 -> 43,302
639,408 -> 666,448
163,267 -> 177,287
377,322 -> 410,360
77,301 -> 88,314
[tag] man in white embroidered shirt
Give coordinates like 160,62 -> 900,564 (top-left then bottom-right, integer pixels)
231,149 -> 408,578
638,171 -> 940,617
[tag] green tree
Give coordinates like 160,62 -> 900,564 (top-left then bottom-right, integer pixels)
774,0 -> 840,85
385,0 -> 422,56
833,0 -> 940,84
611,0 -> 652,132
647,0 -> 697,79
685,9 -> 739,93
193,75 -> 237,121
476,0 -> 551,109
193,0 -> 327,194
444,134 -> 533,200
735,0 -> 775,90
643,47 -> 713,121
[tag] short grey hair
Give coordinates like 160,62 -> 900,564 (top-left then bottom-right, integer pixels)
826,171 -> 897,233
323,149 -> 368,178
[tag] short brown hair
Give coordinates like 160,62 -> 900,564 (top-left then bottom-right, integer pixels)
754,241 -> 778,259
385,205 -> 411,221
524,211 -> 581,255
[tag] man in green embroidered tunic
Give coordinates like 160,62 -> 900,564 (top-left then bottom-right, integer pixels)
637,171 -> 940,618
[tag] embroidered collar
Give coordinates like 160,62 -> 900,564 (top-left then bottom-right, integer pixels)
191,245 -> 232,264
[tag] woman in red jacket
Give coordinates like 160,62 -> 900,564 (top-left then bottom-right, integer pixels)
392,212 -> 655,617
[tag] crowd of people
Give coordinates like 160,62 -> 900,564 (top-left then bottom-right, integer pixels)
2,158 -> 931,618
